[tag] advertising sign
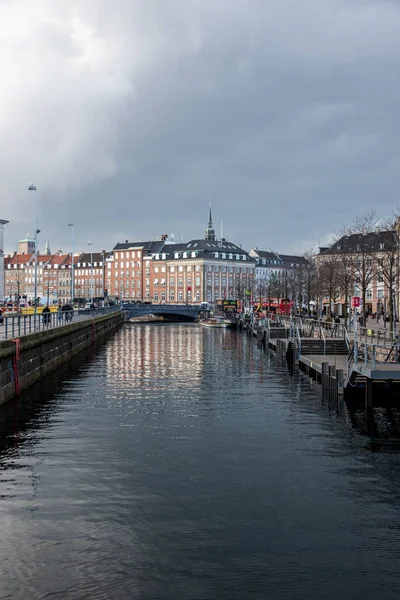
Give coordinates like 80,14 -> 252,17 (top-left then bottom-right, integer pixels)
352,296 -> 362,308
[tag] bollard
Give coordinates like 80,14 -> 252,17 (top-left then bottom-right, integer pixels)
336,369 -> 344,397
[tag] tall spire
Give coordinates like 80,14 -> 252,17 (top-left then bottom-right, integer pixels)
205,201 -> 216,241
45,237 -> 51,255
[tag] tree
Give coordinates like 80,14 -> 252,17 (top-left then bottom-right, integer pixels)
303,250 -> 317,316
318,255 -> 340,318
349,211 -> 378,317
376,216 -> 399,330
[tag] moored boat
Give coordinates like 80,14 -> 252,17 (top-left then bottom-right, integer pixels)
199,317 -> 234,328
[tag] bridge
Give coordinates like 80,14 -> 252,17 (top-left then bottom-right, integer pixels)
122,303 -> 201,321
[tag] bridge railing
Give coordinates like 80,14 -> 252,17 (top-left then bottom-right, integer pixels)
1,306 -> 121,340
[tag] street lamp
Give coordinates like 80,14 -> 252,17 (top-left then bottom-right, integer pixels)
28,184 -> 39,315
68,224 -> 75,304
88,241 -> 93,302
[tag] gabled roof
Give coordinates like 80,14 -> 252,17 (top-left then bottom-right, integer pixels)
320,230 -> 396,255
4,253 -> 34,265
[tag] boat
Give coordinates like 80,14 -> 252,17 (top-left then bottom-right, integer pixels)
199,317 -> 234,328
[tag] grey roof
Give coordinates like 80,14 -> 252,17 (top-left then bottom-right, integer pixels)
320,230 -> 396,255
156,239 -> 255,261
77,252 -> 106,264
278,254 -> 309,267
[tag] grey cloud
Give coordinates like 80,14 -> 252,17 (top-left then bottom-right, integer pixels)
1,0 -> 400,256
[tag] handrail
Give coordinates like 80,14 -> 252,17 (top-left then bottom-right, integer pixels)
295,324 -> 302,356
321,327 -> 326,355
344,327 -> 351,352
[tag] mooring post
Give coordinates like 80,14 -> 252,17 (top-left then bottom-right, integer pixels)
365,377 -> 373,410
321,362 -> 328,397
337,369 -> 344,397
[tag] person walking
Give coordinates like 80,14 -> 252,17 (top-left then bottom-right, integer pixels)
42,304 -> 51,328
57,303 -> 63,325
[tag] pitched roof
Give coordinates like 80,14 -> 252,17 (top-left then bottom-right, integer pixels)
77,252 -> 106,264
4,253 -> 34,265
278,254 -> 309,267
320,230 -> 396,255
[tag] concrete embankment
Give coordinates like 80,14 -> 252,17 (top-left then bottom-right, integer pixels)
0,310 -> 123,406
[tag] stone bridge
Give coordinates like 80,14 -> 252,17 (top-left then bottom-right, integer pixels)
122,303 -> 201,321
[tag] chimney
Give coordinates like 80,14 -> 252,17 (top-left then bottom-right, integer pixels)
161,233 -> 168,241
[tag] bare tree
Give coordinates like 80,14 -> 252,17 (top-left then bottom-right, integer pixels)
376,215 -> 399,330
303,251 -> 317,315
349,211 -> 378,317
318,255 -> 340,318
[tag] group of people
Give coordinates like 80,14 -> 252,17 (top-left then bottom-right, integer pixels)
41,303 -> 74,326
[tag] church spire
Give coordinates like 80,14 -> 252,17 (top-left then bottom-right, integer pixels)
205,202 -> 216,241
45,237 -> 51,255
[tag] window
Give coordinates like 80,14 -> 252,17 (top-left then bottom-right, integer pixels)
178,291 -> 183,302
170,266 -> 175,273
131,251 -> 135,258
366,289 -> 373,300
196,265 -> 200,272
170,277 -> 175,285
161,278 -> 166,286
170,290 -> 175,302
183,252 -> 187,259
154,267 -> 159,273
154,292 -> 159,302
195,290 -> 200,301
207,278 -> 211,286
377,289 -> 384,298
115,253 -> 119,259
179,266 -> 183,272
154,279 -> 159,286
378,272 -> 384,283
137,261 -> 140,268
161,292 -> 166,301
178,278 -> 183,286
195,276 -> 200,286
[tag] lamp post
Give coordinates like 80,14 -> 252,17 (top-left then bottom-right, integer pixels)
88,241 -> 93,302
28,184 -> 39,315
68,224 -> 75,304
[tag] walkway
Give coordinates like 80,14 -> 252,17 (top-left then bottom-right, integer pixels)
0,306 -> 121,340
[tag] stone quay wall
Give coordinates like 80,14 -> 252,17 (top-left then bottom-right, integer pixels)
0,311 -> 123,406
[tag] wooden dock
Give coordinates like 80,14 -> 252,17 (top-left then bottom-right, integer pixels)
248,317 -> 400,409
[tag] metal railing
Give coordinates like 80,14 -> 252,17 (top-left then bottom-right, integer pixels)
344,327 -> 351,352
352,339 -> 400,369
1,306 -> 121,339
295,324 -> 302,357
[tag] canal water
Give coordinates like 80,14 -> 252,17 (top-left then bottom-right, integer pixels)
1,324 -> 400,600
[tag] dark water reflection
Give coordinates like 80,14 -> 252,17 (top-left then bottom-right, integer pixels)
1,324 -> 400,599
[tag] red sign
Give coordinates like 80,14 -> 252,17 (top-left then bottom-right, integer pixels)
352,296 -> 362,308
187,286 -> 191,291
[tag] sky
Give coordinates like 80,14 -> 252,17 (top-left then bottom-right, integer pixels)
1,0 -> 399,255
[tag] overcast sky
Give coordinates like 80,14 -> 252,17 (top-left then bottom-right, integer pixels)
1,0 -> 399,255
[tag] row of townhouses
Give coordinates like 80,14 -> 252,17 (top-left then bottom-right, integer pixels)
2,211 -> 307,305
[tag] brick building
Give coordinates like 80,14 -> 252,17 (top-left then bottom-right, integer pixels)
75,252 -> 107,301
106,210 -> 255,303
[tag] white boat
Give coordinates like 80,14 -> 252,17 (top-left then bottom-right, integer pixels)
199,317 -> 234,328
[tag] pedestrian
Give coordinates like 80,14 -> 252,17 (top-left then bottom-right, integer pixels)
42,304 -> 51,327
333,315 -> 340,337
57,303 -> 63,324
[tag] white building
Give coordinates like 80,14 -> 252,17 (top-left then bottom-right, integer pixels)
0,219 -> 9,300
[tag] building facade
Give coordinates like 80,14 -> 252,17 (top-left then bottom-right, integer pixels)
105,211 -> 255,303
315,229 -> 399,316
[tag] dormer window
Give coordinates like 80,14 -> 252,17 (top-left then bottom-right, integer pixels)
380,243 -> 386,250
183,252 -> 188,258
229,253 -> 233,259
